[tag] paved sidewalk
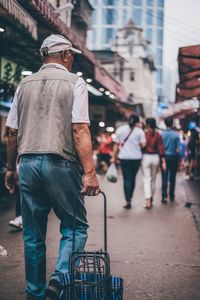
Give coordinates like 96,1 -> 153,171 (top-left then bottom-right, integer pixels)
0,171 -> 200,300
183,178 -> 200,233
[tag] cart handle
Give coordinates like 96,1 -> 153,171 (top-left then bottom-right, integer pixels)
72,190 -> 107,252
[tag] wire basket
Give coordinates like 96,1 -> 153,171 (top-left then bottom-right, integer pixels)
70,250 -> 110,300
62,191 -> 123,300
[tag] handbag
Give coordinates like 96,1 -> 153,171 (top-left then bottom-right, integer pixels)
106,163 -> 118,183
120,127 -> 134,149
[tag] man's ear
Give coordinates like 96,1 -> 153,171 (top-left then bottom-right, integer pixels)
61,50 -> 69,62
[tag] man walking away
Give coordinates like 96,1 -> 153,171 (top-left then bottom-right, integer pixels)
161,117 -> 181,203
5,34 -> 99,300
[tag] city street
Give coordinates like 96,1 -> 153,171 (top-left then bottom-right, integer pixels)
0,1 -> 200,300
0,171 -> 200,300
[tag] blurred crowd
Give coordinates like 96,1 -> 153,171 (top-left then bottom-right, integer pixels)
94,121 -> 200,179
180,128 -> 200,180
92,116 -> 200,209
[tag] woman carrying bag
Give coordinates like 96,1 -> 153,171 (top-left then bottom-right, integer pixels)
142,118 -> 166,209
111,114 -> 146,209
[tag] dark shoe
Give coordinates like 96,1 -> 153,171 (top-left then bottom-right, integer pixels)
45,279 -> 62,300
161,198 -> 167,204
123,203 -> 131,209
170,197 -> 175,202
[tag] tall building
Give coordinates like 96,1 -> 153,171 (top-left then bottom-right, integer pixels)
87,0 -> 165,100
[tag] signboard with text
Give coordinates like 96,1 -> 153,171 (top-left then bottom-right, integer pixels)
1,58 -> 24,87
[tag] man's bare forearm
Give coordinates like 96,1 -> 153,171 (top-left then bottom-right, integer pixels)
72,124 -> 95,175
72,123 -> 99,195
6,127 -> 18,171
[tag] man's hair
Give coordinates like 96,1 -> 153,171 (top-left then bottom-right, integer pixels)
40,48 -> 62,60
164,117 -> 173,128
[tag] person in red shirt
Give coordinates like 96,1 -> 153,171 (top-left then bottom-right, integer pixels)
142,118 -> 166,209
97,132 -> 113,173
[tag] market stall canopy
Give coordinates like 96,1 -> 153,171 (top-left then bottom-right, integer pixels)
177,44 -> 200,102
160,99 -> 199,119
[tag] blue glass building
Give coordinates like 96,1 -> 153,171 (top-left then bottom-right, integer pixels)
87,0 -> 165,100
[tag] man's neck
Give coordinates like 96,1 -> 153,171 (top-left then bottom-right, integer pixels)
42,63 -> 68,72
44,58 -> 71,71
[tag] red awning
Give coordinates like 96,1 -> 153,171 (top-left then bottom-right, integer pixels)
177,85 -> 200,99
177,44 -> 200,101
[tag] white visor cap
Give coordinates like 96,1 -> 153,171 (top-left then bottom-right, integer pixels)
40,34 -> 82,55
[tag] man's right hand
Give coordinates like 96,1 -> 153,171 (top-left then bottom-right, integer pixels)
5,171 -> 16,194
72,123 -> 100,196
161,159 -> 167,172
82,169 -> 100,196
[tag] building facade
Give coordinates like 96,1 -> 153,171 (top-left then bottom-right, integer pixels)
94,20 -> 156,117
47,0 -> 93,42
87,0 -> 165,101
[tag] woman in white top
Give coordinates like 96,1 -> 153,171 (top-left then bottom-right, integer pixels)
112,114 -> 146,209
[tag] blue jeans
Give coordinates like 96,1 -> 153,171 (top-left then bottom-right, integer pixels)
19,155 -> 88,299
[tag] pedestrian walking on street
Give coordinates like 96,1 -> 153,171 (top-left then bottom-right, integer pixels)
8,177 -> 23,230
187,128 -> 199,180
5,34 -> 99,300
3,128 -> 22,230
142,118 -> 166,209
112,114 -> 146,209
96,132 -> 113,174
161,117 -> 182,203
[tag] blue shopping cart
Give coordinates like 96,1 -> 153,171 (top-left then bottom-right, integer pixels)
60,191 -> 123,300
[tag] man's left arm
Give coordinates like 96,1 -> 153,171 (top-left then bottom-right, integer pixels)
5,86 -> 19,193
5,127 -> 18,193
